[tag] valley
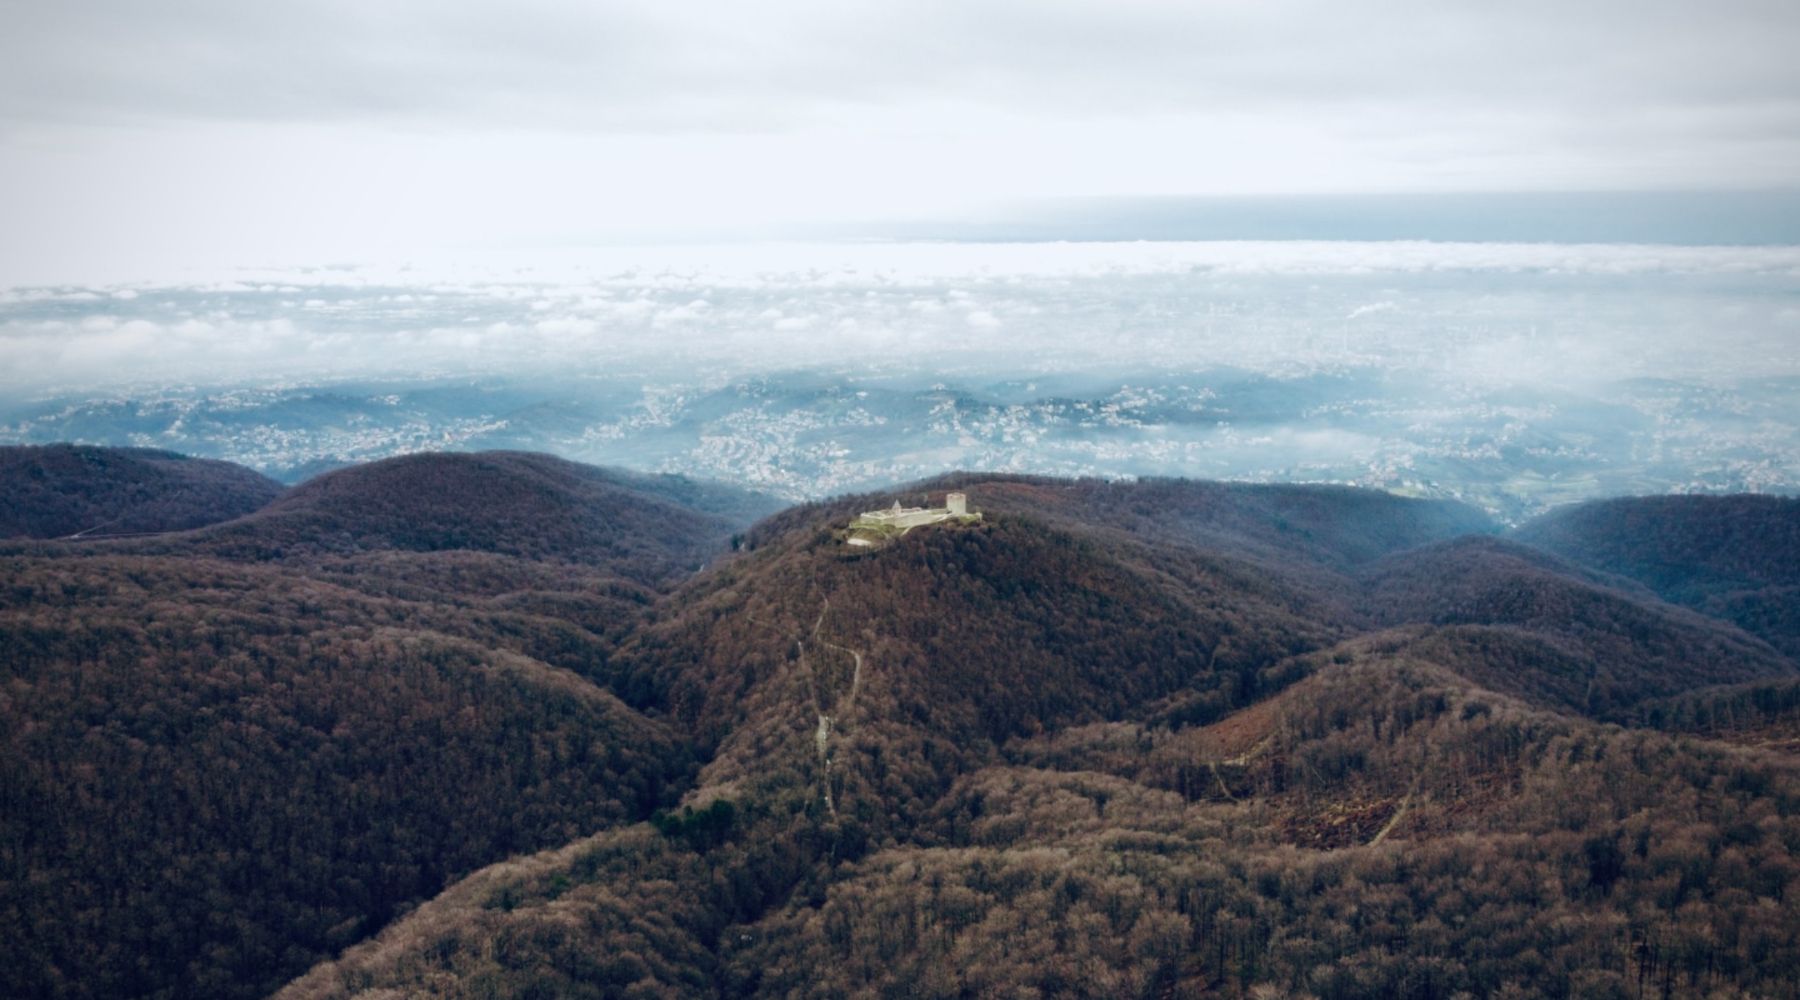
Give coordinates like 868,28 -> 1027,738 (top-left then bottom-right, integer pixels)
5,368 -> 1796,525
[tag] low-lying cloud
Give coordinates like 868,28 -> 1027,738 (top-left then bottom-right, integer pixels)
3,240 -> 1796,394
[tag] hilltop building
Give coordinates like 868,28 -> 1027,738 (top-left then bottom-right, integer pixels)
851,491 -> 977,531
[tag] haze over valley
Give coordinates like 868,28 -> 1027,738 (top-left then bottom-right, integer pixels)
5,236 -> 1796,520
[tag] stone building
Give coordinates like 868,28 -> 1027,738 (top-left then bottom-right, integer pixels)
852,492 -> 975,530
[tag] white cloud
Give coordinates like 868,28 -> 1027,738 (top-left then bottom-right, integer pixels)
2,239 -> 1795,393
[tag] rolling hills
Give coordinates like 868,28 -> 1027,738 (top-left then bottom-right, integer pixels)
0,450 -> 775,1000
1360,535 -> 1793,717
2,450 -> 1797,999
1516,494 -> 1800,658
0,444 -> 284,538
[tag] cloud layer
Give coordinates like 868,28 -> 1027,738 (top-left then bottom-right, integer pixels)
3,240 -> 1795,393
6,1 -> 1796,136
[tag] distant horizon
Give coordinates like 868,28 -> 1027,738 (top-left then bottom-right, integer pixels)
841,189 -> 1800,248
6,189 -> 1799,290
3,2 -> 1794,521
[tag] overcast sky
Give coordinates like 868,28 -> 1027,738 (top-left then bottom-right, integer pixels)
3,0 -> 1798,282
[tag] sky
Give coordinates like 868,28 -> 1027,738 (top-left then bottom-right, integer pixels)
3,0 -> 1799,283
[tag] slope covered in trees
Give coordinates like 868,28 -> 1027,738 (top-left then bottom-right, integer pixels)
272,474 -> 1798,999
0,451 -> 780,1000
914,474 -> 1496,574
174,450 -> 777,585
0,444 -> 284,538
1629,677 -> 1800,753
615,474 -> 1499,804
0,553 -> 696,1000
282,640 -> 1800,1000
1360,536 -> 1793,717
4,456 -> 1798,999
1516,494 -> 1800,657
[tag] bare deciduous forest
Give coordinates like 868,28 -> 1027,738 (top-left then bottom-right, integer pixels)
3,450 -> 1797,998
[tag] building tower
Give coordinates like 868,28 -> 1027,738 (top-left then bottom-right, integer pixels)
945,492 -> 967,516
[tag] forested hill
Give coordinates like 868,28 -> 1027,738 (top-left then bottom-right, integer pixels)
161,450 -> 780,586
1515,493 -> 1800,657
1360,534 -> 1793,717
3,456 -> 1799,999
0,449 -> 772,1000
1516,494 -> 1800,594
0,443 -> 284,538
907,473 -> 1497,572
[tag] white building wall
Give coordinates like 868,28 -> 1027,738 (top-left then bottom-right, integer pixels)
854,496 -> 976,530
